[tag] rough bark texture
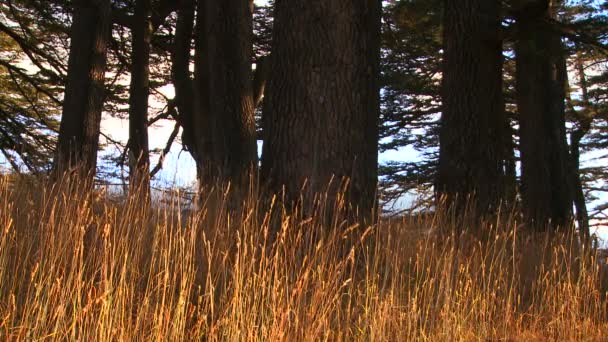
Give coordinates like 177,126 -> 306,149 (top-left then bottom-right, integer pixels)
195,0 -> 257,185
437,0 -> 507,214
261,0 -> 382,220
128,0 -> 152,190
54,0 -> 111,177
515,0 -> 572,229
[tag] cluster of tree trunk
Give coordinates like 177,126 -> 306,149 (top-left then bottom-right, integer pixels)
173,0 -> 257,190
49,0 -> 601,231
53,0 -> 382,222
437,0 -> 592,231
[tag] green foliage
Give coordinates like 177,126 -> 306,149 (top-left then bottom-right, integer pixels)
378,0 -> 442,207
0,1 -> 67,172
558,0 -> 608,220
379,0 -> 608,219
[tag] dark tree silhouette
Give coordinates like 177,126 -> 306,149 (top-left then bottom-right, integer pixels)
515,0 -> 572,228
261,0 -> 382,221
54,0 -> 111,178
437,0 -> 508,215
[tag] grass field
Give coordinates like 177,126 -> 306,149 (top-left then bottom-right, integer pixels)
0,176 -> 607,340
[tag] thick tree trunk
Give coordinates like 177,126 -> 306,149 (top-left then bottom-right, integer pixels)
515,0 -> 572,229
437,0 -> 507,215
260,0 -> 382,221
128,0 -> 152,193
54,0 -> 111,178
194,0 -> 257,186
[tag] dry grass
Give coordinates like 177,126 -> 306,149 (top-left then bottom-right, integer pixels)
0,175 -> 607,341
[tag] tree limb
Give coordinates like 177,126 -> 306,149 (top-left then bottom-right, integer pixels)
544,18 -> 608,55
150,121 -> 180,178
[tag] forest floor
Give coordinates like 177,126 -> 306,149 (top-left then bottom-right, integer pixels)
0,176 -> 607,340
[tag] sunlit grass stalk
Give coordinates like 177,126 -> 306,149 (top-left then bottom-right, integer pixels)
0,174 -> 606,340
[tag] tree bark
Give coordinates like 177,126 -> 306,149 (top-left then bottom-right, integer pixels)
194,0 -> 257,186
260,0 -> 382,221
567,51 -> 593,241
54,0 -> 111,178
171,0 -> 201,173
437,0 -> 508,215
172,0 -> 257,192
128,0 -> 152,193
515,0 -> 572,229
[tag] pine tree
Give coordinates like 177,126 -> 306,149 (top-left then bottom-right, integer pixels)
378,0 -> 443,209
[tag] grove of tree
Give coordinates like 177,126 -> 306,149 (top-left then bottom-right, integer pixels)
0,0 -> 607,233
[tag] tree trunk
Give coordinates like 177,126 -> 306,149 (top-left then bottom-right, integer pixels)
504,120 -> 518,205
54,0 -> 111,178
260,0 -> 382,221
570,128 -> 589,239
515,0 -> 572,229
194,0 -> 257,186
567,51 -> 593,241
128,0 -> 152,194
436,0 -> 507,215
172,0 -> 257,193
171,0 -> 201,174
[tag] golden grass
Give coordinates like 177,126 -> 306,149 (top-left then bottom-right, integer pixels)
0,175 -> 606,341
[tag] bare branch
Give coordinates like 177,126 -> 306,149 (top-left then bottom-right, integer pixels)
150,121 -> 179,178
